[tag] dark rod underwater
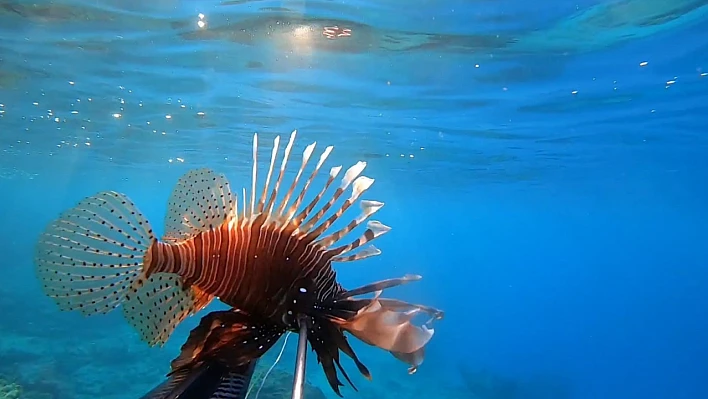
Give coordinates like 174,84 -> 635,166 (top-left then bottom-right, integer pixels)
291,315 -> 309,399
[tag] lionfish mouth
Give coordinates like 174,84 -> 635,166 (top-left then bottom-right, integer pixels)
34,129 -> 444,396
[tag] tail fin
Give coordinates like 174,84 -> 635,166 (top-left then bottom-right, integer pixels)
35,191 -> 155,315
34,190 -> 213,346
138,360 -> 257,399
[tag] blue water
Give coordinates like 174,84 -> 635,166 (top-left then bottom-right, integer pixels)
1,0 -> 708,398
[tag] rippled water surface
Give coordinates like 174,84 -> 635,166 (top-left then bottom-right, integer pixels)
2,0 -> 706,187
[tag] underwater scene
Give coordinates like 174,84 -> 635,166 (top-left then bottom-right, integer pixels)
1,0 -> 707,398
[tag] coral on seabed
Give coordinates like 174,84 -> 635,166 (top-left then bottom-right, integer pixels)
0,375 -> 54,399
0,377 -> 21,399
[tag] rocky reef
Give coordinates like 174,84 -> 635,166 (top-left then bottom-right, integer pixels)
0,375 -> 52,399
0,377 -> 20,399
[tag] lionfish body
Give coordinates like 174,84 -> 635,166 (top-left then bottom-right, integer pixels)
35,131 -> 443,396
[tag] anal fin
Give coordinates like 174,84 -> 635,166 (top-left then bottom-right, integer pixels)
122,273 -> 214,346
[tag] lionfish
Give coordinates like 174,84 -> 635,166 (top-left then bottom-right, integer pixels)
35,130 -> 444,396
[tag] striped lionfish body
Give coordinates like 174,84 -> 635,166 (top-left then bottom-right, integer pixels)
35,130 -> 444,396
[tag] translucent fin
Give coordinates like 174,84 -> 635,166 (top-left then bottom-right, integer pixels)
299,162 -> 367,235
163,168 -> 237,243
257,135 -> 279,214
264,130 -> 296,218
122,273 -> 214,346
317,197 -> 382,248
34,191 -> 154,315
337,298 -> 437,372
326,220 -> 391,260
275,138 -> 315,219
192,285 -> 215,313
250,133 -> 258,217
284,145 -> 334,225
331,245 -> 381,263
237,132 -> 385,265
376,298 -> 445,323
391,341 -> 427,374
331,276 -> 444,375
338,274 -> 421,299
292,164 -> 341,229
242,187 -> 247,220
